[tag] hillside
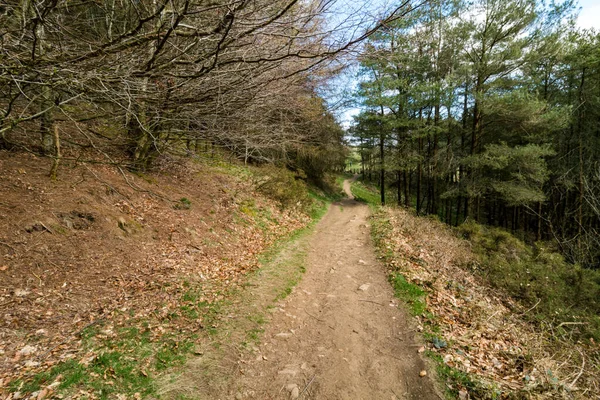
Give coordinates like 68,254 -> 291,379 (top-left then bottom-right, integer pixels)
367,203 -> 600,399
0,151 -> 321,399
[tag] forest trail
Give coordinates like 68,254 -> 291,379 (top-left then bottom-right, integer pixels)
229,179 -> 440,399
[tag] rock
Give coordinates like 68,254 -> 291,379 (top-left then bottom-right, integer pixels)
63,219 -> 74,230
25,360 -> 40,368
19,345 -> 37,356
275,333 -> 292,338
235,393 -> 243,400
24,223 -> 45,233
35,329 -> 47,337
419,370 -> 427,377
358,259 -> 367,265
14,289 -> 30,297
285,383 -> 298,391
277,369 -> 297,376
290,386 -> 300,399
417,346 -> 425,354
358,283 -> 370,291
117,217 -> 129,233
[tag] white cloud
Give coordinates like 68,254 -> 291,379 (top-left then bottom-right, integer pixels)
577,2 -> 600,30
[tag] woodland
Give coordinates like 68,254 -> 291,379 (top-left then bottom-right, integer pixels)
2,0 -> 599,267
1,0 -> 600,398
351,0 -> 600,271
0,0 -> 372,179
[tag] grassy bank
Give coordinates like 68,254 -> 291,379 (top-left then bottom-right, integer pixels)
369,207 -> 599,399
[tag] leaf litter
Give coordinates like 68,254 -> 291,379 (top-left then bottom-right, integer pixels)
373,207 -> 599,399
0,152 -> 311,399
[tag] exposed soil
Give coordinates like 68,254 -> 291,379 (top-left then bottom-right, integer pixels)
228,179 -> 441,399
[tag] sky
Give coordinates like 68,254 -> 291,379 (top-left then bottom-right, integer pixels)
335,0 -> 600,128
577,0 -> 600,31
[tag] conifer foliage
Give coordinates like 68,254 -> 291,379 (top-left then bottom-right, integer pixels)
351,0 -> 600,268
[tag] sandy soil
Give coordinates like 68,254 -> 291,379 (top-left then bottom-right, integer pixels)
229,179 -> 441,399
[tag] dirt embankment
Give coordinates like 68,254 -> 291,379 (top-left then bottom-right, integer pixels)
0,151 -> 308,395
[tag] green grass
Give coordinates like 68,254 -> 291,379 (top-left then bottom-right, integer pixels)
350,179 -> 381,207
426,351 -> 499,399
8,325 -> 178,399
173,197 -> 192,210
389,273 -> 427,316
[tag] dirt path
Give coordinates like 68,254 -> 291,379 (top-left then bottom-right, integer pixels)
230,178 -> 441,399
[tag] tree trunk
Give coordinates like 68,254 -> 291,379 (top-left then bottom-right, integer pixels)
404,170 -> 410,208
379,132 -> 385,205
49,125 -> 61,180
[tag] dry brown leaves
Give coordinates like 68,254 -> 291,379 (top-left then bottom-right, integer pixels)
0,152 -> 310,396
377,208 -> 599,399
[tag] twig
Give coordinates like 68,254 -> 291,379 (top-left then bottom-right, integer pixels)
299,374 -> 316,398
116,165 -> 171,202
484,310 -> 500,323
557,322 -> 588,328
188,244 -> 203,251
304,309 -> 324,322
358,299 -> 385,306
518,298 -> 541,316
0,299 -> 16,309
0,241 -> 17,253
32,272 -> 43,286
570,350 -> 585,389
38,221 -> 54,234
304,309 -> 334,330
83,165 -> 128,199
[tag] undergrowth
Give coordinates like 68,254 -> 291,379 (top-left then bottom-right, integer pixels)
370,211 -> 483,399
350,178 -> 381,207
371,206 -> 600,399
459,222 -> 600,341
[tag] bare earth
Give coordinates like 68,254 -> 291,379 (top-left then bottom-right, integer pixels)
230,179 -> 441,399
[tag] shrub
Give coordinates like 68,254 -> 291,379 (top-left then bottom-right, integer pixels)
458,222 -> 600,340
255,166 -> 310,210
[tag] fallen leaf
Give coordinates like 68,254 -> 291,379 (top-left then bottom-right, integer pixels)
37,389 -> 48,400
